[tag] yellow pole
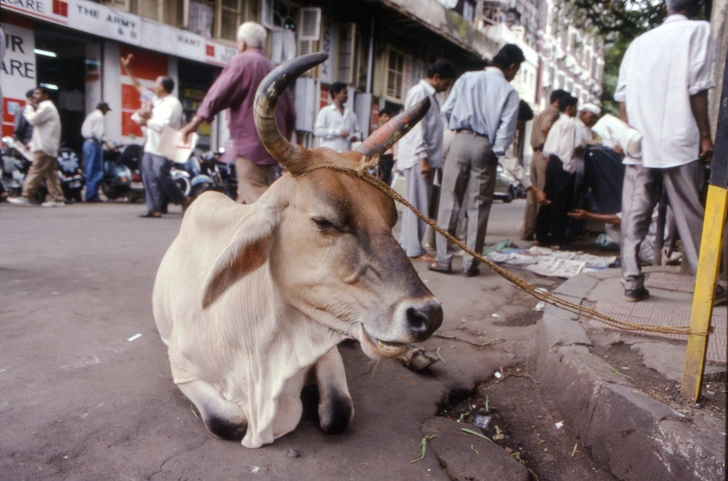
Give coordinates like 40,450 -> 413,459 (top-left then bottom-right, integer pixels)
681,185 -> 728,402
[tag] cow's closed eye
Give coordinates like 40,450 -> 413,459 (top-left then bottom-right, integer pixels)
311,217 -> 339,232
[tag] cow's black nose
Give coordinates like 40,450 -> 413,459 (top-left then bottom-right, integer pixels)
406,301 -> 443,341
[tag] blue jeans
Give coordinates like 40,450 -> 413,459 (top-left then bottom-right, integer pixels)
83,139 -> 104,201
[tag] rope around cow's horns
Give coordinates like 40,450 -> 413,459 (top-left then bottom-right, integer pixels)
290,158 -> 710,338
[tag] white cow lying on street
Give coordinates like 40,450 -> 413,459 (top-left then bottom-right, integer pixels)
153,53 -> 443,448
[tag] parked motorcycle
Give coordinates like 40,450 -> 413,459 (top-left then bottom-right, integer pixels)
1,136 -> 84,203
99,141 -> 134,202
191,147 -> 237,200
173,152 -> 216,200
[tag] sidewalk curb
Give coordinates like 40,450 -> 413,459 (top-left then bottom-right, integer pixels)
536,272 -> 726,481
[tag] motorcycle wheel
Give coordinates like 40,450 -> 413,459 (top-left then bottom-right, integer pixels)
101,183 -> 121,200
190,182 -> 212,199
175,176 -> 191,197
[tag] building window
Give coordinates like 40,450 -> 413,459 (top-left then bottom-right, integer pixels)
338,23 -> 356,84
137,0 -> 162,20
263,0 -> 299,31
189,0 -> 215,38
462,0 -> 475,23
386,49 -> 405,101
219,0 -> 246,41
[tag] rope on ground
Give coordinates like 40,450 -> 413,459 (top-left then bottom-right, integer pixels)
291,161 -> 710,338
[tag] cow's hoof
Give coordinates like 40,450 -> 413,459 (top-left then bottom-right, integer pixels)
319,392 -> 354,435
205,414 -> 248,441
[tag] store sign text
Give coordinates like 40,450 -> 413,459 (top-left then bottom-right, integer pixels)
0,0 -> 45,13
72,2 -> 138,41
0,32 -> 34,79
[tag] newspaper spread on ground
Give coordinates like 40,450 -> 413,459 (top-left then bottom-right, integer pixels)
487,245 -> 616,278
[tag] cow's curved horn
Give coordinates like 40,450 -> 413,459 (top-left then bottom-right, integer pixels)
254,52 -> 328,168
355,98 -> 431,158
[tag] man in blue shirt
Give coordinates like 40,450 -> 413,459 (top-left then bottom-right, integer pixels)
429,44 -> 524,276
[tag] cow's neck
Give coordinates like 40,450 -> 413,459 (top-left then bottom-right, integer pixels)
216,267 -> 344,447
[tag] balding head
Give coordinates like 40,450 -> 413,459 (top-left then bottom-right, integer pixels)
237,22 -> 267,51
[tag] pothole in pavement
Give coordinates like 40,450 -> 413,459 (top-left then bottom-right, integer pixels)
432,365 -> 618,481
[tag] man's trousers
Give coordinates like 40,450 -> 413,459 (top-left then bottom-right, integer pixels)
22,151 -> 64,202
83,139 -> 104,201
399,166 -> 435,257
435,130 -> 497,272
620,160 -> 704,290
235,156 -> 274,204
141,152 -> 186,214
521,149 -> 548,239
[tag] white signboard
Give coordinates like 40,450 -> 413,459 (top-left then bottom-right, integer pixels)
69,1 -> 140,44
1,20 -> 36,136
0,22 -> 35,100
0,0 -> 238,67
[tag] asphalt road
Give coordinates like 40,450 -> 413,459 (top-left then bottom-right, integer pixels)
1,198 -> 589,481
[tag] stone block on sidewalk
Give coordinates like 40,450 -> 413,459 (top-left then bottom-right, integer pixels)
421,417 -> 529,481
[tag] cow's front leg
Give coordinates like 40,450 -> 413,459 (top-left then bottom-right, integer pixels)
315,346 -> 354,434
178,380 -> 248,441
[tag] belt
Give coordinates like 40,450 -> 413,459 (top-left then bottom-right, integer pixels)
85,138 -> 100,142
454,129 -> 487,138
533,147 -> 543,152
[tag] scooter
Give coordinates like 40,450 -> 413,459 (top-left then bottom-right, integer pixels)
1,136 -> 84,203
192,147 -> 237,200
99,141 -> 134,201
173,153 -> 215,200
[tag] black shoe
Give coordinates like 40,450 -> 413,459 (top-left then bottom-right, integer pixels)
462,267 -> 480,277
624,287 -> 649,302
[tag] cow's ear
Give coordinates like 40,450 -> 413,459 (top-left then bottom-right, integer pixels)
201,212 -> 275,309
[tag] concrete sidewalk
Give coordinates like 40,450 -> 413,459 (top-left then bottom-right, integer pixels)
537,267 -> 726,481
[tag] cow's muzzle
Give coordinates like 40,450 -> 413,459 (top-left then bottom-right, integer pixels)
401,298 -> 443,342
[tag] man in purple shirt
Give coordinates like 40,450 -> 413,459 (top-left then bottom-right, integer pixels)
179,22 -> 296,204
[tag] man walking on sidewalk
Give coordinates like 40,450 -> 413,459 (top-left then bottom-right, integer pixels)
614,0 -> 714,302
429,44 -> 524,277
398,59 -> 456,263
179,22 -> 295,204
81,102 -> 111,202
8,86 -> 64,207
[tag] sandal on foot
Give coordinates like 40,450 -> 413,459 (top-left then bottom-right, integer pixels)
428,261 -> 453,274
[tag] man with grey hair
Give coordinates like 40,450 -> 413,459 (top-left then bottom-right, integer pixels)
614,0 -> 714,302
180,21 -> 295,203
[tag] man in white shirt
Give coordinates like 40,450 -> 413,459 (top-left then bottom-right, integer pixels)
398,59 -> 456,263
81,102 -> 111,202
8,86 -> 65,207
614,0 -> 714,302
122,54 -> 187,218
536,95 -> 580,247
314,82 -> 361,153
429,44 -> 524,277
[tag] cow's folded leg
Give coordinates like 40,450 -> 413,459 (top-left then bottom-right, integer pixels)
315,347 -> 354,434
178,380 -> 247,441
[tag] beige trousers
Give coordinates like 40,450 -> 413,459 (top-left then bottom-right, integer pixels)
521,150 -> 548,239
235,156 -> 274,204
23,151 -> 64,202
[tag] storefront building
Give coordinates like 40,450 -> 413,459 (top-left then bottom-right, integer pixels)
2,0 -> 579,158
1,0 -> 238,151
